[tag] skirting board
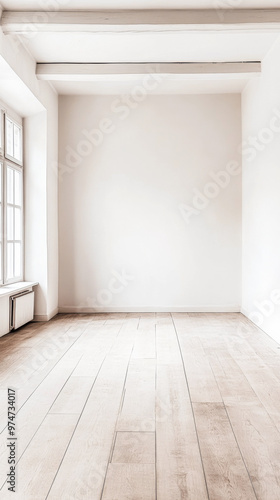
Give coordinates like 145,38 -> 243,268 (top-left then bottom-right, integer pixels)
241,307 -> 280,345
241,307 -> 252,320
33,307 -> 58,322
59,305 -> 241,313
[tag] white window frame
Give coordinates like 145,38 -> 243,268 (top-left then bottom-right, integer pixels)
0,111 -> 4,157
0,161 -> 3,285
0,113 -> 3,284
0,109 -> 24,286
4,114 -> 23,167
3,161 -> 24,285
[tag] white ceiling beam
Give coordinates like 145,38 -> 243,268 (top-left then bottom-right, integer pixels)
2,9 -> 280,34
36,62 -> 261,81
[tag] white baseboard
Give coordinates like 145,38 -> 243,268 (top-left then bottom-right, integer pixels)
48,307 -> 59,320
33,315 -> 49,322
240,307 -> 249,317
241,307 -> 280,345
58,305 -> 241,314
33,307 -> 58,322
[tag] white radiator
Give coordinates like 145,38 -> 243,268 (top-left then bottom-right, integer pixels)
10,291 -> 35,330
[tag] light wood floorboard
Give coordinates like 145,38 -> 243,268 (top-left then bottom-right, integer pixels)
111,432 -> 155,464
0,312 -> 279,499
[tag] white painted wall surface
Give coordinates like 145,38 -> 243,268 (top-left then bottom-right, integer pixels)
242,37 -> 280,343
24,112 -> 48,317
24,105 -> 58,320
0,26 -> 58,320
0,98 -> 22,124
59,94 -> 241,312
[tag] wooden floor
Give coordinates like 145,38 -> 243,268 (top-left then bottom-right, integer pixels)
0,313 -> 280,500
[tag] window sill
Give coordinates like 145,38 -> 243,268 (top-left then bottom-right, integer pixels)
0,281 -> 38,299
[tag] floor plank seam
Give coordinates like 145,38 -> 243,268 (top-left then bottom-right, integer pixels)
118,387 -> 126,415
2,313 -> 280,500
4,320 -> 89,420
170,312 -> 211,500
44,324 -> 123,500
209,346 -> 279,500
108,431 -> 118,465
229,352 -> 280,438
99,339 -> 136,500
48,353 -> 84,412
0,351 -> 85,492
223,402 -> 259,500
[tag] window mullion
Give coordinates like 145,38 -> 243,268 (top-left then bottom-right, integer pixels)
0,162 -> 3,284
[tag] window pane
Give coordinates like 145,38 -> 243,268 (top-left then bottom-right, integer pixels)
5,117 -> 22,164
0,113 -> 2,151
15,243 -> 21,277
14,125 -> 22,163
7,206 -> 14,240
0,163 -> 2,282
0,165 -> 1,234
14,170 -> 21,206
15,208 -> 21,240
7,242 -> 14,280
4,164 -> 23,282
6,118 -> 14,157
0,243 -> 3,282
3,115 -> 24,283
0,163 -> 2,202
7,167 -> 14,204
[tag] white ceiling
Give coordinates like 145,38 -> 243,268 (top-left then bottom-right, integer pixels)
2,0 -> 280,9
9,29 -> 279,94
52,78 -> 250,95
18,32 -> 278,64
1,3 -> 280,95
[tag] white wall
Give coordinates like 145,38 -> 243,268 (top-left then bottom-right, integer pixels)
242,36 -> 280,343
24,111 -> 48,316
59,94 -> 241,312
23,100 -> 58,321
0,26 -> 59,320
0,98 -> 22,124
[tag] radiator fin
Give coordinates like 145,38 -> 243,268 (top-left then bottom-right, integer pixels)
11,291 -> 34,330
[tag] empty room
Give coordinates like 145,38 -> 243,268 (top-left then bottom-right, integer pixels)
0,1 -> 280,499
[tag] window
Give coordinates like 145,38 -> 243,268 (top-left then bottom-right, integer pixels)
5,163 -> 23,282
5,115 -> 23,165
0,162 -> 3,284
0,110 -> 3,157
0,111 -> 23,285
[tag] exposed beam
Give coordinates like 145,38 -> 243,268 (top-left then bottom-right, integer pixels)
2,9 -> 280,34
36,62 -> 261,81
